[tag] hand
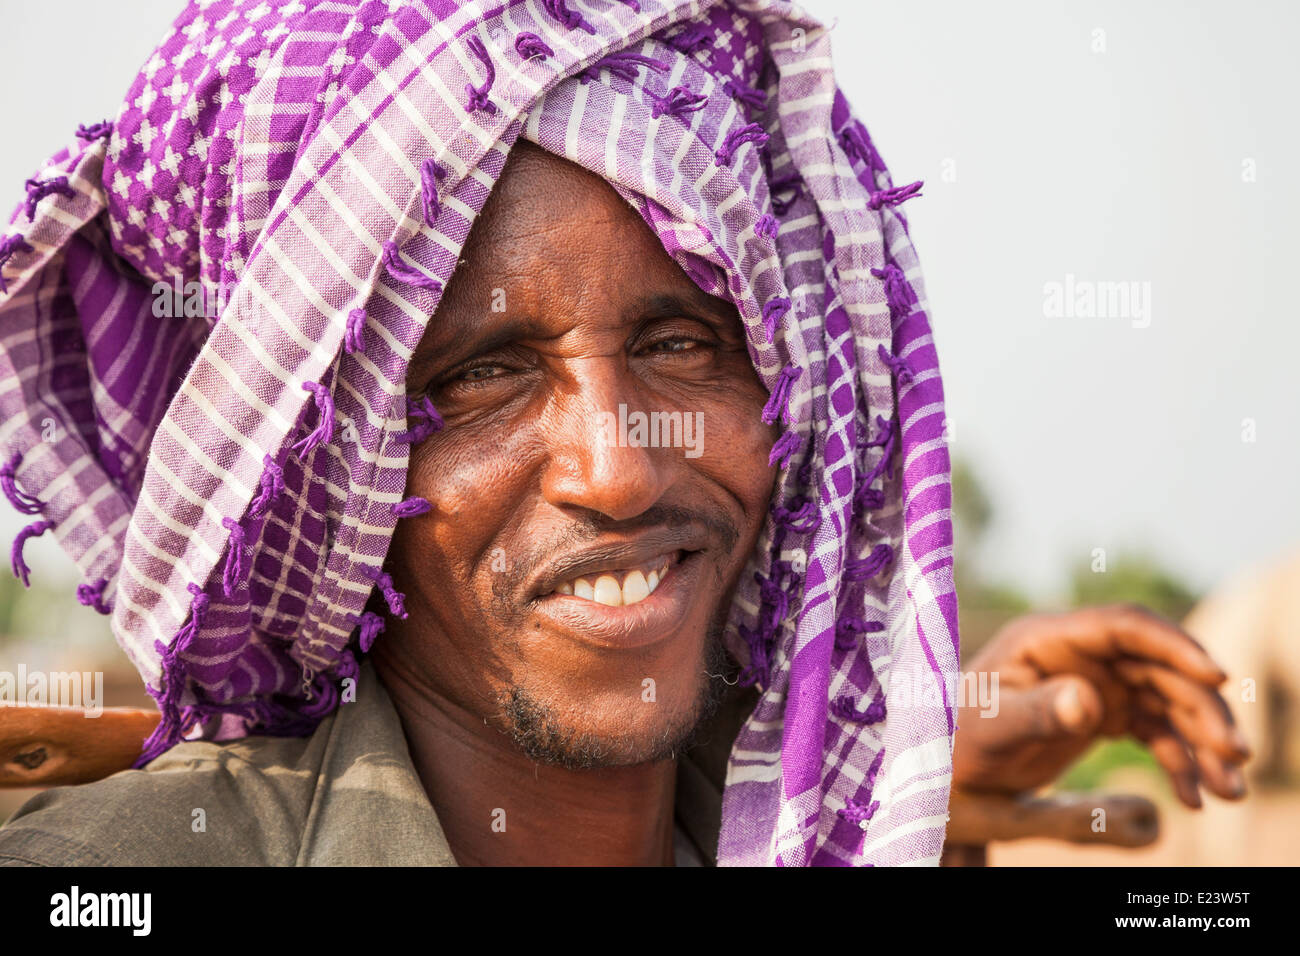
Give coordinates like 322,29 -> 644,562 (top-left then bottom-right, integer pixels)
953,604 -> 1251,809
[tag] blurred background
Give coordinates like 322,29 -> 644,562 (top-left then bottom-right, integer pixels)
1,0 -> 1297,862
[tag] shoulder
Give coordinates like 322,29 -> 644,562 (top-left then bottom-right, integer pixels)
0,715 -> 337,866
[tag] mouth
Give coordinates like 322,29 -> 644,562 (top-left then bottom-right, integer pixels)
546,551 -> 680,608
529,547 -> 710,649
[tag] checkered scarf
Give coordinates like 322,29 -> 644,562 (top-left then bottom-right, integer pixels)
0,0 -> 959,865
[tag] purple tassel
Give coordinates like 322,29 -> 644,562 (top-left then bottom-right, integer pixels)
543,0 -> 595,34
871,264 -> 917,317
10,520 -> 50,587
761,363 -> 802,425
76,576 -> 112,615
292,381 -> 336,458
392,496 -> 432,517
667,22 -> 713,55
344,307 -> 366,355
838,123 -> 882,172
774,498 -> 820,534
0,452 -> 43,515
867,180 -> 923,210
761,295 -> 791,342
769,173 -> 803,216
835,616 -> 885,651
862,414 -> 894,450
768,430 -> 801,468
0,234 -> 34,294
755,571 -> 791,634
356,610 -> 387,652
651,85 -> 708,120
855,486 -> 885,511
362,566 -> 408,620
723,78 -> 767,111
578,50 -> 668,84
136,582 -> 210,768
382,239 -> 442,292
392,394 -> 445,445
715,122 -> 769,166
831,691 -> 887,725
420,157 -> 448,228
877,344 -> 915,386
837,748 -> 886,828
840,749 -> 888,828
845,544 -> 894,581
838,798 -> 880,827
756,213 -> 779,240
737,622 -> 770,688
24,176 -> 75,221
856,417 -> 898,505
336,649 -> 360,682
514,31 -> 554,60
220,517 -> 247,599
249,454 -> 285,520
76,120 -> 114,142
464,35 -> 498,114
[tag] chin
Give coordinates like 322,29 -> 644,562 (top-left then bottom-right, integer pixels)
496,653 -> 728,770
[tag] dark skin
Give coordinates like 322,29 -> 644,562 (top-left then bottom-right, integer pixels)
373,140 -> 779,866
374,141 -> 1250,866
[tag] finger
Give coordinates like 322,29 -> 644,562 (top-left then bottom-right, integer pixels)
981,675 -> 1104,748
1130,713 -> 1202,809
1018,643 -> 1132,736
1193,744 -> 1249,801
1053,605 -> 1227,686
1113,659 -> 1251,762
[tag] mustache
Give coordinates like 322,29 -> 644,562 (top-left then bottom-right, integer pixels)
490,504 -> 740,606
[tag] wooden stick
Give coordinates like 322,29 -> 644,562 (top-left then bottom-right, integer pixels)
0,705 -> 159,788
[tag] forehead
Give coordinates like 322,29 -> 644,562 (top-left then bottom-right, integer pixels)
407,139 -> 740,370
456,139 -> 659,276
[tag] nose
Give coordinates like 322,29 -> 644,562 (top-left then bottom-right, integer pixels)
538,363 -> 678,522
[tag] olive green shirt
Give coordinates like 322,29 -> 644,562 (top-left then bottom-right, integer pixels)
0,661 -> 753,866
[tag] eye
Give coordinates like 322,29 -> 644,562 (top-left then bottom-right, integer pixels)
460,364 -> 507,381
645,337 -> 702,354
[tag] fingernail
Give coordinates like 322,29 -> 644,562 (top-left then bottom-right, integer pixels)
1231,727 -> 1250,754
1228,768 -> 1247,797
1054,683 -> 1086,732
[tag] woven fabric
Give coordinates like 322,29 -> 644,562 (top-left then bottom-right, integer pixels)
0,0 -> 959,866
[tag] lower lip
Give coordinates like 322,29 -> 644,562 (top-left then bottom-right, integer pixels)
530,552 -> 705,649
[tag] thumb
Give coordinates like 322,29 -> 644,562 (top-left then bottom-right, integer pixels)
993,675 -> 1104,742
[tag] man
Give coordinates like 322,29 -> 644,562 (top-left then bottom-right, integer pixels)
0,0 -> 1246,866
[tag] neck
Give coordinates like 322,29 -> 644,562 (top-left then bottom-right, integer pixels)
373,656 -> 678,867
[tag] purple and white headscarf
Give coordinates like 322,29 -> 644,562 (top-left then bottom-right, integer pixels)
0,0 -> 959,865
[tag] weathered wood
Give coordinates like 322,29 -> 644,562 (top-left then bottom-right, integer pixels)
0,706 -> 159,788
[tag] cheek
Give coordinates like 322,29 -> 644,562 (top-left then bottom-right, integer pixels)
393,424 -> 539,600
697,380 -> 783,518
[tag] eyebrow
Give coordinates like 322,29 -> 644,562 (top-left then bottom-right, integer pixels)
410,289 -> 738,380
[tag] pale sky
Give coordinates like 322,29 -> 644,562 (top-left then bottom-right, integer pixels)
1,0 -> 1296,601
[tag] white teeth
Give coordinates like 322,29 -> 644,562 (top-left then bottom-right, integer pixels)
622,570 -> 649,605
593,574 -> 623,607
553,560 -> 672,606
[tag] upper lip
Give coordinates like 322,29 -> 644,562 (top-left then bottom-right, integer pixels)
526,527 -> 711,600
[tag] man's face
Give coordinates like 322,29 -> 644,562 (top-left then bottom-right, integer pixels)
375,140 -> 779,769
